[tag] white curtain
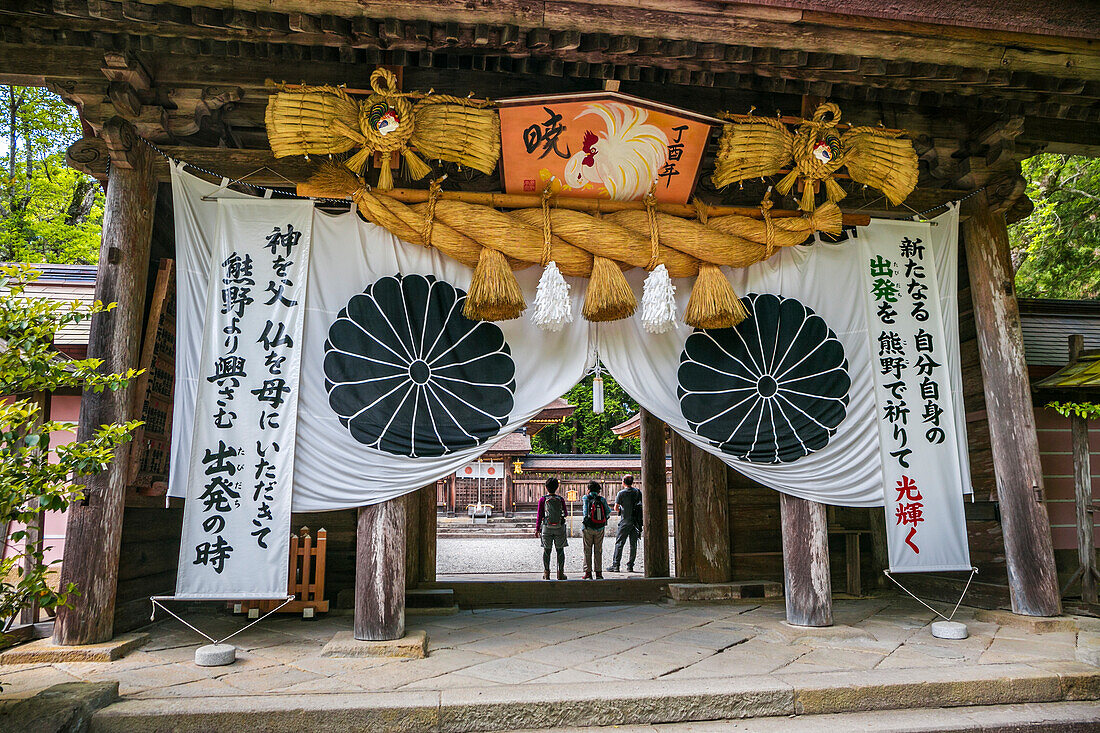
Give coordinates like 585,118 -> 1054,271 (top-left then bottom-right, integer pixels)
170,166 -> 594,511
600,207 -> 964,508
171,165 -> 964,512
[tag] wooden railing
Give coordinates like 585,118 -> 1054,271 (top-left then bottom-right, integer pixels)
238,526 -> 329,617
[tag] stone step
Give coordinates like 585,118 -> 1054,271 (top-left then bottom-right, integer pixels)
406,588 -> 455,609
668,581 -> 784,602
89,662 -> 1100,733
511,702 -> 1100,732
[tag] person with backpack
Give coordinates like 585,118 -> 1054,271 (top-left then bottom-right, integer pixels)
608,474 -> 644,573
535,477 -> 568,580
581,480 -> 611,580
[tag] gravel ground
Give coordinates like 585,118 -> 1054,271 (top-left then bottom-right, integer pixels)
437,529 -> 677,576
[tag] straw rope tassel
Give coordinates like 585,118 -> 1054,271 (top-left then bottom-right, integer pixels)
583,255 -> 636,322
464,246 -> 526,321
532,185 -> 573,331
639,189 -> 677,334
683,198 -> 746,329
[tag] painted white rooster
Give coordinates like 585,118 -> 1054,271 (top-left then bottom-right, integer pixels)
563,103 -> 669,201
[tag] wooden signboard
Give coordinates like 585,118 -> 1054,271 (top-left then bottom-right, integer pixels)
497,91 -> 719,204
128,258 -> 175,497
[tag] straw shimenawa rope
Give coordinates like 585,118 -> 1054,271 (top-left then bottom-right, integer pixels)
308,163 -> 842,323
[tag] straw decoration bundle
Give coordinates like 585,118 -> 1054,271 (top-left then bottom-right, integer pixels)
712,102 -> 917,212
308,163 -> 842,327
266,68 -> 500,190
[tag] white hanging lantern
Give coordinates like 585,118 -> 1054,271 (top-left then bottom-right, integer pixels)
592,373 -> 605,415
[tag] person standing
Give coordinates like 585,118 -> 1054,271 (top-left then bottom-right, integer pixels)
581,480 -> 611,580
608,474 -> 643,573
535,477 -> 568,580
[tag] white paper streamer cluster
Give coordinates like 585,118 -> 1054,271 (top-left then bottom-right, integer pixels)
639,264 -> 677,333
531,261 -> 574,331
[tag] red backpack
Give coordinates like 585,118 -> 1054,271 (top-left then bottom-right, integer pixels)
586,495 -> 608,527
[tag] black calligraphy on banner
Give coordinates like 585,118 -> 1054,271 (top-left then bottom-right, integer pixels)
862,221 -> 970,573
180,202 -> 311,598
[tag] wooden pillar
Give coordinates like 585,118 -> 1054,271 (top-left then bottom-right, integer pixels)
963,192 -> 1061,617
670,431 -> 696,579
1068,335 -> 1098,604
419,483 -> 437,583
640,409 -> 670,577
691,442 -> 731,583
54,119 -> 155,646
355,499 -> 406,641
868,507 -> 890,590
780,493 -> 832,626
404,490 -> 422,588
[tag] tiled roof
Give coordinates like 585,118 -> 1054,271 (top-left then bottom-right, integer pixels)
2,264 -> 98,347
1019,299 -> 1100,367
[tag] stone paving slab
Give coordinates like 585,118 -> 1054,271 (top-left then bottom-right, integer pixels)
1,598 -> 1097,724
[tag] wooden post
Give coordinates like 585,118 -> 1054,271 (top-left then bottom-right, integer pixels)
963,192 -> 1061,617
691,442 -> 732,583
404,490 -> 422,588
1068,335 -> 1098,604
54,118 -> 155,646
20,391 -> 50,626
640,409 -> 670,577
670,431 -> 696,579
868,507 -> 890,589
419,483 -> 437,583
355,499 -> 406,641
780,493 -> 833,626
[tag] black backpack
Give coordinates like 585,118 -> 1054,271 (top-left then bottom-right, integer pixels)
544,494 -> 565,528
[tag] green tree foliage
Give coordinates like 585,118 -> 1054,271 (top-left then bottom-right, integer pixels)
0,265 -> 140,637
1011,154 -> 1100,299
1,86 -> 102,264
532,373 -> 641,454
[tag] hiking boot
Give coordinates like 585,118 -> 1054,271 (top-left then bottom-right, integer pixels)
626,566 -> 635,573
543,570 -> 550,580
583,572 -> 592,580
607,565 -> 619,572
595,573 -> 604,580
557,571 -> 568,580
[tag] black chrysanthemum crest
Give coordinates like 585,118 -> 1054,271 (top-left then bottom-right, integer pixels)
677,293 -> 850,464
324,274 -> 517,457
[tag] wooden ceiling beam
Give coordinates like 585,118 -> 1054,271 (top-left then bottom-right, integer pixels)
3,2 -> 1100,82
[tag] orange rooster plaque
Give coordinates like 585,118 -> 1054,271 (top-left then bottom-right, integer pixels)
497,91 -> 719,204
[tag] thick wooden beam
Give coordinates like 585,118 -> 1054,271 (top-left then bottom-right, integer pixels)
54,118 -> 156,646
1068,335 -> 1097,605
962,191 -> 1061,617
690,442 -> 732,584
639,409 -> 670,578
779,493 -> 832,627
355,499 -> 406,641
419,483 -> 437,584
670,431 -> 696,579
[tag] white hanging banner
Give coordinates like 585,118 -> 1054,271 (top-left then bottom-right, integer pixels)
175,197 -> 312,599
169,166 -> 594,514
860,220 -> 971,573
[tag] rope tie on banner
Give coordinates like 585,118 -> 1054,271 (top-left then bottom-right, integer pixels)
150,595 -> 294,646
882,567 -> 979,622
541,184 -> 554,267
761,191 -> 777,259
645,188 -> 662,272
422,175 -> 445,248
